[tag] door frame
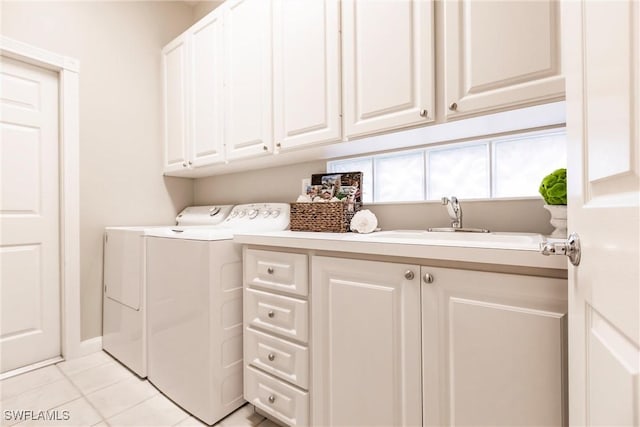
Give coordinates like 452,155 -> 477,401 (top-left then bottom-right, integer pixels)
1,36 -> 94,362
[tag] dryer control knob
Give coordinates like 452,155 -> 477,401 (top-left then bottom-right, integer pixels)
271,209 -> 281,218
262,209 -> 271,218
248,209 -> 259,219
238,210 -> 247,218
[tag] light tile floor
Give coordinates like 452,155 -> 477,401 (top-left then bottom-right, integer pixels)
0,352 -> 280,427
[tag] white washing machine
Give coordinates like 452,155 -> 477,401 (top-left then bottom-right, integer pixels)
145,203 -> 290,425
102,205 -> 233,378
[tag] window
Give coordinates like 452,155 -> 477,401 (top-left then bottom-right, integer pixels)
327,130 -> 567,204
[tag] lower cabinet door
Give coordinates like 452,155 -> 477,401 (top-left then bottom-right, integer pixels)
421,266 -> 568,427
311,256 -> 422,426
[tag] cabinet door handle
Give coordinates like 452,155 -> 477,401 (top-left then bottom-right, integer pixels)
188,160 -> 192,166
268,353 -> 276,361
268,395 -> 276,403
268,310 -> 275,318
404,270 -> 415,280
263,145 -> 269,151
267,266 -> 274,274
419,109 -> 428,118
449,102 -> 458,111
182,162 -> 187,167
423,273 -> 434,284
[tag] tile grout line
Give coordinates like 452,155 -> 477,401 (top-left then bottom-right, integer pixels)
54,365 -> 108,425
99,392 -> 163,425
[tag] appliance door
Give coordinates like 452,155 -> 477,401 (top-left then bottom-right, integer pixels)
103,229 -> 143,310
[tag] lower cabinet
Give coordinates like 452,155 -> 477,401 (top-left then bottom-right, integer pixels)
243,249 -> 568,426
311,256 -> 422,426
421,266 -> 567,427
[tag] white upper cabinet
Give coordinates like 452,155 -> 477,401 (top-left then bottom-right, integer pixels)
443,0 -> 564,119
273,0 -> 341,151
190,12 -> 225,167
342,0 -> 434,139
161,10 -> 225,174
161,35 -> 189,172
224,0 -> 273,160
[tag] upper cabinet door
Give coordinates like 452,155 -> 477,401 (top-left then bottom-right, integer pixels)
224,0 -> 273,160
273,0 -> 341,151
161,35 -> 189,172
443,0 -> 564,119
342,0 -> 434,139
190,11 -> 225,167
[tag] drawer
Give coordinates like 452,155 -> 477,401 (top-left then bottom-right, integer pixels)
245,249 -> 308,297
245,327 -> 309,389
245,288 -> 308,343
245,366 -> 309,427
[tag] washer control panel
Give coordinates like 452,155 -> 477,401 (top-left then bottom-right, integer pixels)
224,203 -> 290,231
175,205 -> 234,226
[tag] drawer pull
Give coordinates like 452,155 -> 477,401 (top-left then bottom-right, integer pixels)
268,353 -> 276,361
268,310 -> 275,318
268,395 -> 276,403
267,266 -> 274,274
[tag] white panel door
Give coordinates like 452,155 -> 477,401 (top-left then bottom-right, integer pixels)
311,257 -> 421,427
190,11 -> 225,167
224,0 -> 273,160
342,0 -> 434,138
443,0 -> 564,119
273,0 -> 341,151
422,266 -> 567,426
563,1 -> 640,425
162,35 -> 189,172
0,56 -> 60,373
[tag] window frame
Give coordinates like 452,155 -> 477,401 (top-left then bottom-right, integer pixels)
327,129 -> 567,204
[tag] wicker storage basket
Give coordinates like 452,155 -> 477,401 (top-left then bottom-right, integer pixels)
290,202 -> 360,233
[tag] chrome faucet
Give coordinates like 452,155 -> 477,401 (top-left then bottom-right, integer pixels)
441,196 -> 462,229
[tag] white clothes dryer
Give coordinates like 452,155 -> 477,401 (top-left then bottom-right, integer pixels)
102,205 -> 233,378
145,203 -> 290,425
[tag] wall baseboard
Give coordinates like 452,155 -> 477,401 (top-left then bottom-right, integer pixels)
76,336 -> 103,358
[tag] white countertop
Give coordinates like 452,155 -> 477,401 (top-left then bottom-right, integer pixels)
234,230 -> 569,270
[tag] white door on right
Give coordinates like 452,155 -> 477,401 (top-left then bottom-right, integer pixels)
443,0 -> 564,119
563,1 -> 639,425
341,0 -> 434,138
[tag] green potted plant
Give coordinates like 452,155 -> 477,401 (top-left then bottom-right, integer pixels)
539,168 -> 567,237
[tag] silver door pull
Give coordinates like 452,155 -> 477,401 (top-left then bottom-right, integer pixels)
540,232 -> 581,266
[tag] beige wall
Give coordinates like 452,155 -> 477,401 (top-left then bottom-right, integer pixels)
192,0 -> 224,21
194,161 -> 554,234
2,1 -> 195,340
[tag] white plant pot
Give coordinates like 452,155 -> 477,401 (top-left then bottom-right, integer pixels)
543,205 -> 567,238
